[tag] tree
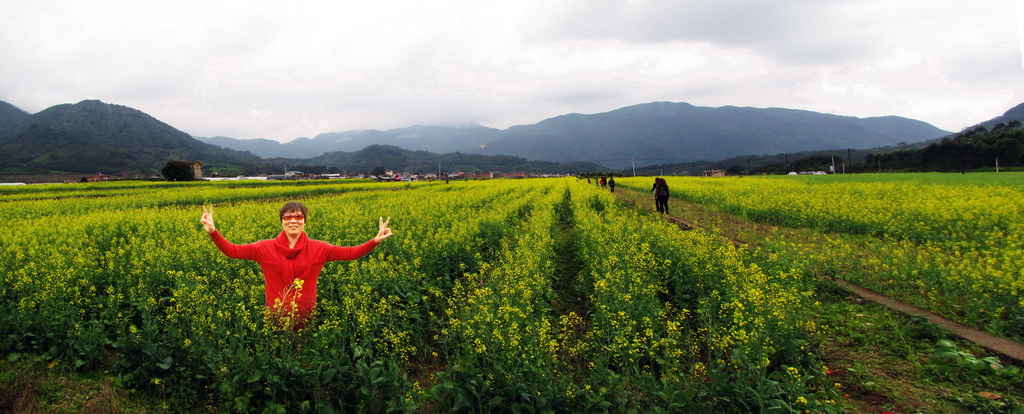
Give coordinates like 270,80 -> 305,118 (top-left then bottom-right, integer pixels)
749,163 -> 787,175
162,160 -> 194,181
790,155 -> 838,172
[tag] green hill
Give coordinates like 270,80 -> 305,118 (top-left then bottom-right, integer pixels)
297,144 -> 605,174
0,101 -> 31,139
480,102 -> 952,168
0,100 -> 600,178
0,100 -> 260,175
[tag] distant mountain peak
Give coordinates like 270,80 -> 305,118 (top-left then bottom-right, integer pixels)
0,100 -> 258,175
971,101 -> 1024,132
190,101 -> 957,166
478,102 -> 953,168
0,101 -> 32,140
8,98 -> 1019,176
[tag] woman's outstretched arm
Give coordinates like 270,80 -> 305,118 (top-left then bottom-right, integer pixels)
324,217 -> 393,261
202,205 -> 258,260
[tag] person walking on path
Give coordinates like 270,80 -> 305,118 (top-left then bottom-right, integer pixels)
652,178 -> 670,214
608,176 -> 616,192
200,201 -> 393,330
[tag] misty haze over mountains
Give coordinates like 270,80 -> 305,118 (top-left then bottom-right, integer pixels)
195,102 -> 951,168
9,98 -> 1022,177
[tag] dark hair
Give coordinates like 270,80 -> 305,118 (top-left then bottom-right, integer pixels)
279,201 -> 308,220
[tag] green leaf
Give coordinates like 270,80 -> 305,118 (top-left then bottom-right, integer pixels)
233,395 -> 250,411
321,367 -> 337,383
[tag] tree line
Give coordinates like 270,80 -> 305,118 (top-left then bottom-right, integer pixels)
864,121 -> 1023,173
627,121 -> 1024,176
738,122 -> 1024,175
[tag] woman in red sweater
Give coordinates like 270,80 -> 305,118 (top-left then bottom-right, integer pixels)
200,201 -> 393,330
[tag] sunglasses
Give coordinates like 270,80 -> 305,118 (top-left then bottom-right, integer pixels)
281,213 -> 305,221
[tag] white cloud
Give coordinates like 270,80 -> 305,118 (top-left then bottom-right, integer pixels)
1018,0 -> 1024,66
1,0 -> 1022,140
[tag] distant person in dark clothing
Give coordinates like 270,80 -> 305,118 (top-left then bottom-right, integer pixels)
651,178 -> 661,213
608,176 -> 616,192
652,178 -> 669,214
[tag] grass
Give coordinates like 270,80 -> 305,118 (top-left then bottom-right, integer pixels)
814,281 -> 1024,413
782,171 -> 1024,187
610,182 -> 1024,413
0,355 -> 163,413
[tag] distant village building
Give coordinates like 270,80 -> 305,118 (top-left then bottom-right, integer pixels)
162,160 -> 203,181
188,162 -> 202,178
701,169 -> 726,177
86,173 -> 111,182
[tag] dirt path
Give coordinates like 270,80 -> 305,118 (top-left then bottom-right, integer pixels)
610,185 -> 1024,363
835,279 -> 1024,362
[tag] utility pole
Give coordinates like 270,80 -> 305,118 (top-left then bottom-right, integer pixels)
632,158 -> 636,177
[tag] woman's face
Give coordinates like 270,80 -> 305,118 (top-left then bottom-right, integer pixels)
281,210 -> 306,237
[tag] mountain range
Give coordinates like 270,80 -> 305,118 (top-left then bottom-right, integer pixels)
4,98 -> 1021,178
197,102 -> 952,168
199,124 -> 501,160
0,100 -> 599,176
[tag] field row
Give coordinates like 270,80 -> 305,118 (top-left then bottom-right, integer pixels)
617,174 -> 1024,343
0,178 -> 839,412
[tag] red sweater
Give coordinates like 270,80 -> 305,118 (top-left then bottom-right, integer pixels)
209,230 -> 378,328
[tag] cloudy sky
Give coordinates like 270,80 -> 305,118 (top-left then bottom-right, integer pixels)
2,0 -> 1023,142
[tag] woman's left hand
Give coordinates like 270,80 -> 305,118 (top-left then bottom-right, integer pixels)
201,205 -> 217,234
374,217 -> 393,243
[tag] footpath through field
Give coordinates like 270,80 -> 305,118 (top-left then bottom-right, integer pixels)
608,183 -> 1024,364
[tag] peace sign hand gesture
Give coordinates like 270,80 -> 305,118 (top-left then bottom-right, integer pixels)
373,217 -> 393,243
201,205 -> 217,234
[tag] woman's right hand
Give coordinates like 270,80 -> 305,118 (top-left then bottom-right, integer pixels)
201,205 -> 217,234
